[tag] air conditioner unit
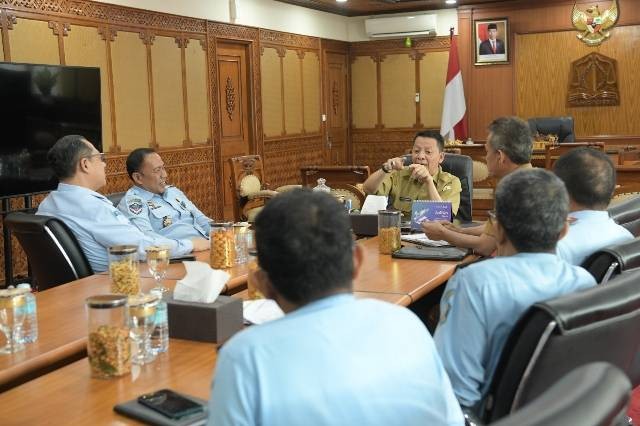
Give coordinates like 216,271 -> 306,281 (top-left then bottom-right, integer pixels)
364,14 -> 437,38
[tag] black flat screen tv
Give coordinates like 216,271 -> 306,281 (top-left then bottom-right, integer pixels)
0,62 -> 102,197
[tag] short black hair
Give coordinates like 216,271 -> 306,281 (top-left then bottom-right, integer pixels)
413,129 -> 444,152
126,148 -> 156,180
254,188 -> 354,305
487,116 -> 533,165
487,23 -> 498,30
495,168 -> 569,253
553,147 -> 616,210
47,134 -> 94,180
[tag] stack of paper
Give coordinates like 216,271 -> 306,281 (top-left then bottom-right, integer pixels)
401,233 -> 451,247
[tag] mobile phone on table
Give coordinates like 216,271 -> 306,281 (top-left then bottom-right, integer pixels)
138,389 -> 205,419
169,254 -> 196,263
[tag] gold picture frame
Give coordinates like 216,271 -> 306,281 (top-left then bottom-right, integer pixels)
474,18 -> 509,65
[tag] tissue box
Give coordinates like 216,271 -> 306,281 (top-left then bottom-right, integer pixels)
166,293 -> 243,343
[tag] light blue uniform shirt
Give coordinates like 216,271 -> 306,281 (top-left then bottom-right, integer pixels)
434,253 -> 596,408
208,294 -> 464,426
118,185 -> 211,240
557,210 -> 633,266
37,183 -> 193,272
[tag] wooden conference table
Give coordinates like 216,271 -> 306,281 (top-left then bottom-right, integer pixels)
0,237 -> 464,423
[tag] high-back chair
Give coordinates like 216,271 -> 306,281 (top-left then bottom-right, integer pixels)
528,116 -> 575,143
478,268 -> 640,423
581,237 -> 640,284
228,155 -> 279,222
608,194 -> 640,236
4,212 -> 93,291
490,363 -> 631,426
441,153 -> 473,223
106,191 -> 126,207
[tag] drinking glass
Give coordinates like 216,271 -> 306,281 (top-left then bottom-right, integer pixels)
146,245 -> 170,294
0,289 -> 27,354
128,294 -> 158,365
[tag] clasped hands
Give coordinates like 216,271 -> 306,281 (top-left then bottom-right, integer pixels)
383,157 -> 433,184
421,220 -> 460,241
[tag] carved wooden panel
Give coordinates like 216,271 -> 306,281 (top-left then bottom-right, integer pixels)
380,53 -> 415,128
9,17 -> 59,64
350,36 -> 450,56
259,28 -> 319,50
283,49 -> 303,135
351,56 -> 377,129
184,37 -> 210,145
261,46 -> 284,137
263,135 -> 324,187
568,52 -> 619,107
152,35 -> 186,146
352,130 -> 416,171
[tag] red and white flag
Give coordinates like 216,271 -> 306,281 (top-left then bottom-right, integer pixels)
440,33 -> 468,142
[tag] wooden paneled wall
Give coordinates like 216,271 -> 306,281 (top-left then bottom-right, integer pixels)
458,0 -> 640,143
349,37 -> 450,171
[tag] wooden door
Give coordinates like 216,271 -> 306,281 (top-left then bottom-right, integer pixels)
217,41 -> 252,220
325,52 -> 349,165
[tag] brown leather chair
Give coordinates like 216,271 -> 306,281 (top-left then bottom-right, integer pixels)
228,155 -> 279,222
477,268 -> 640,423
330,183 -> 366,211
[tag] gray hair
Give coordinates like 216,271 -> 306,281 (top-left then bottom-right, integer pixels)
488,116 -> 533,165
47,135 -> 94,180
495,168 -> 569,252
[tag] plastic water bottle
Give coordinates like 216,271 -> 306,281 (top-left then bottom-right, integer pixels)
313,178 -> 331,193
17,283 -> 38,343
150,290 -> 169,354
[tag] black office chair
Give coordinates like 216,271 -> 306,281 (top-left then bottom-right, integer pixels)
581,237 -> 640,284
106,191 -> 126,207
477,268 -> 640,423
4,212 -> 93,291
490,363 -> 631,426
609,195 -> 640,237
528,117 -> 575,143
441,153 -> 473,223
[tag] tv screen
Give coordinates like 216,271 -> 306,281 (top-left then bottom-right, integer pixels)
0,62 -> 102,197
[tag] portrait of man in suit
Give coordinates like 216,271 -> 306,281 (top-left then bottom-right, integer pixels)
475,19 -> 509,64
479,23 -> 505,55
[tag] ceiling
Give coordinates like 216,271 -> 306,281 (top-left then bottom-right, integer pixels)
274,0 -> 519,17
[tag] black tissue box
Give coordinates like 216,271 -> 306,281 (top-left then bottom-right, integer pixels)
166,293 -> 243,344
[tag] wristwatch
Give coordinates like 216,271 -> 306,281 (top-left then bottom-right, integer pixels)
381,163 -> 391,173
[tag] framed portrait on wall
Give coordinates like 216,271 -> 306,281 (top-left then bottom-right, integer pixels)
474,18 -> 509,65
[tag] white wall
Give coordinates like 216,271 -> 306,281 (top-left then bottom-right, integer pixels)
92,0 -> 351,41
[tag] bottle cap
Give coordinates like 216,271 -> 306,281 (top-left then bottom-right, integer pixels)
17,283 -> 32,290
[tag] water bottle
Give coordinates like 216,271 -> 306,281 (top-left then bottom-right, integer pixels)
313,178 -> 331,193
149,289 -> 169,354
17,283 -> 38,343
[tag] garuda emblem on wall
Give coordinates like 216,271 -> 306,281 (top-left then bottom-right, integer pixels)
571,0 -> 619,46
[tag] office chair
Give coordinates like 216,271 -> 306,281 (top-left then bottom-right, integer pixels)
528,117 -> 575,143
4,212 -> 93,291
609,194 -> 640,226
581,237 -> 640,284
477,268 -> 640,423
490,363 -> 631,426
106,191 -> 126,207
441,153 -> 473,223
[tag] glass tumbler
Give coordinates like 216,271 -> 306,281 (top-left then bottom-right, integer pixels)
210,222 -> 236,269
378,210 -> 402,254
108,245 -> 140,295
86,295 -> 131,378
0,289 -> 27,354
128,294 -> 158,365
233,223 -> 250,265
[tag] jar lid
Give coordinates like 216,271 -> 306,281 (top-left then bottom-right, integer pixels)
378,209 -> 401,216
108,245 -> 138,255
86,294 -> 128,308
210,221 -> 233,228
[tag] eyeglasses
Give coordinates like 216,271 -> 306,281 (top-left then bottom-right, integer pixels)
83,153 -> 106,163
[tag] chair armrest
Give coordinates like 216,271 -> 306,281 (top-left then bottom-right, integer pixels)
248,190 -> 279,199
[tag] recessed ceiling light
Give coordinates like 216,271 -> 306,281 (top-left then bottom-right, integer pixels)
336,0 -> 347,3
446,0 -> 457,4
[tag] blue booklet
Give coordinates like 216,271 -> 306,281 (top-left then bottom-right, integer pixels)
411,200 -> 452,230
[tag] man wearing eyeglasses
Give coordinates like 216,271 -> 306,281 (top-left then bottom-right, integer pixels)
117,148 -> 212,245
36,135 -> 200,272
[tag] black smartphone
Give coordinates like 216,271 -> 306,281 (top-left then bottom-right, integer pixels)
169,254 -> 196,264
138,389 -> 205,420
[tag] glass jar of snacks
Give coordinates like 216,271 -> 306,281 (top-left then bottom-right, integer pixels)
86,295 -> 131,379
108,245 -> 140,295
378,210 -> 402,254
210,222 -> 236,269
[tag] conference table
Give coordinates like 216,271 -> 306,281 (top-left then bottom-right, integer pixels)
0,236 -> 465,423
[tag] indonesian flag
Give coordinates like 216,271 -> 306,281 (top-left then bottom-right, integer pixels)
440,35 -> 468,142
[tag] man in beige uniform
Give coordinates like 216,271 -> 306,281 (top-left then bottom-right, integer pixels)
363,130 -> 461,220
422,116 -> 533,256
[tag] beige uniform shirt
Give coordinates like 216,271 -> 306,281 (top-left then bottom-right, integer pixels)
483,163 -> 534,237
375,166 -> 462,218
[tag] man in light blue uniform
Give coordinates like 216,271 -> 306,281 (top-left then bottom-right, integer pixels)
208,189 -> 464,426
37,135 -> 208,272
554,148 -> 633,266
118,148 -> 211,241
434,169 -> 596,411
